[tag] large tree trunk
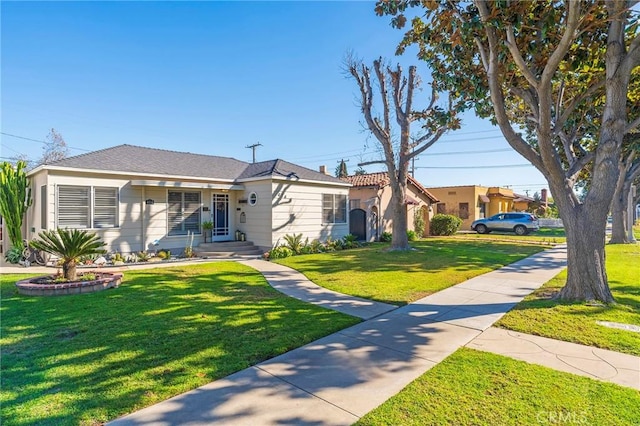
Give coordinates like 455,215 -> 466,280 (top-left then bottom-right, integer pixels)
390,180 -> 410,250
610,179 -> 630,244
556,203 -> 615,303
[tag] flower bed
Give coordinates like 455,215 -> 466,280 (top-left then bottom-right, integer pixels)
15,272 -> 123,296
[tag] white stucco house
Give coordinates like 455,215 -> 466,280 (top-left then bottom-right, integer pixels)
21,144 -> 351,255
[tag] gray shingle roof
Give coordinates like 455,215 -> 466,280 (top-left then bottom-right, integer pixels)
46,145 -> 248,180
238,159 -> 346,184
41,144 -> 348,185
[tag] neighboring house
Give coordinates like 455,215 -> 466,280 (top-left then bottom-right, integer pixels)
427,185 -> 540,230
23,144 -> 351,255
342,172 -> 439,241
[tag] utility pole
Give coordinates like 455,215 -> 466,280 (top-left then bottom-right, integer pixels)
245,142 -> 262,164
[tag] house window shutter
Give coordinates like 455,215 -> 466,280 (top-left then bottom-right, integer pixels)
57,186 -> 90,228
183,191 -> 201,234
94,187 -> 118,228
168,190 -> 201,235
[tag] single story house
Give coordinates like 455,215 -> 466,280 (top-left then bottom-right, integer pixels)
426,185 -> 539,230
342,172 -> 439,241
20,144 -> 351,255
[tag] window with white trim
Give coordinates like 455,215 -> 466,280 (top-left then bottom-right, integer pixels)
168,190 -> 201,236
57,185 -> 118,229
322,194 -> 347,224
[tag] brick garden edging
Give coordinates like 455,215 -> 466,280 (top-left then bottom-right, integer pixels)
16,273 -> 123,296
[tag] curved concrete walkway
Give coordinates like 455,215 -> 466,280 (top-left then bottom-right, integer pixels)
238,259 -> 397,320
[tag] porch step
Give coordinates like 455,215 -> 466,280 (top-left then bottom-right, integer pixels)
196,241 -> 263,258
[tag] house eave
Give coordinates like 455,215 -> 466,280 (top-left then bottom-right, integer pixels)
29,165 -> 238,183
130,180 -> 244,190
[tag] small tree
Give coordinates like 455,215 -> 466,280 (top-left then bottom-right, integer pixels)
0,161 -> 32,250
347,56 -> 458,250
335,159 -> 349,178
30,229 -> 106,281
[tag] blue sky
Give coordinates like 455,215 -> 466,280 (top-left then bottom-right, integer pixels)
1,1 -> 548,196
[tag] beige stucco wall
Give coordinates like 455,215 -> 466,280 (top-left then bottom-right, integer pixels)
426,186 -> 488,230
347,183 -> 434,240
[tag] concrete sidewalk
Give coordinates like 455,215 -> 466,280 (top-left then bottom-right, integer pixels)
107,244 -> 639,426
468,327 -> 639,390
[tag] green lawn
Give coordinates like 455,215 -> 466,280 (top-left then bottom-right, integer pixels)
357,348 -> 639,426
451,227 -> 566,244
0,262 -> 359,425
275,239 -> 545,305
496,243 -> 640,356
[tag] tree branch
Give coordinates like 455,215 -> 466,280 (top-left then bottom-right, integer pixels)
357,160 -> 386,167
505,24 -> 539,89
626,114 -> 640,133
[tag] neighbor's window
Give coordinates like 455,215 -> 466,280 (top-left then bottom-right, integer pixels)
168,190 -> 201,236
436,203 -> 446,214
322,194 -> 347,223
459,202 -> 469,219
56,185 -> 118,229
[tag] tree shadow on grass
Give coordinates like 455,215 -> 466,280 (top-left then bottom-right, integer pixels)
1,263 -> 359,425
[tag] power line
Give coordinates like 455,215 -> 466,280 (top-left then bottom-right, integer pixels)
0,132 -> 47,143
417,164 -> 532,169
423,148 -> 513,156
0,131 -> 92,152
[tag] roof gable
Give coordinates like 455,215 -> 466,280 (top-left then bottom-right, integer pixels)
344,172 -> 438,203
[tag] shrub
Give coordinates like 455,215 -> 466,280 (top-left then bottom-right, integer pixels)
137,251 -> 151,262
5,246 -> 22,264
156,249 -> 171,260
282,233 -> 306,255
380,232 -> 392,242
309,239 -> 324,253
430,214 -> 463,236
407,230 -> 417,241
342,234 -> 361,249
413,210 -> 426,237
268,246 -> 294,259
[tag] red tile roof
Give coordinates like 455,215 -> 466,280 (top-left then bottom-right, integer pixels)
343,172 -> 439,203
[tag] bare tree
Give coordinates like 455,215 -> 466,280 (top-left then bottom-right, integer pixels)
347,56 -> 458,249
39,128 -> 69,165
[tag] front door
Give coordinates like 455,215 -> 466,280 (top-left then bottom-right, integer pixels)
349,209 -> 366,241
211,193 -> 230,241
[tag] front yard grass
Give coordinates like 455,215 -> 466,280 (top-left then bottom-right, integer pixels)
357,348 -> 639,426
451,227 -> 566,244
496,243 -> 640,356
0,262 -> 359,426
275,239 -> 545,305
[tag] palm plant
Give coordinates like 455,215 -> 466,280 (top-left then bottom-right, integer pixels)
30,228 -> 106,281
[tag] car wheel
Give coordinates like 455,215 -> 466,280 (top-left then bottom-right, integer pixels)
476,224 -> 488,234
514,225 -> 527,236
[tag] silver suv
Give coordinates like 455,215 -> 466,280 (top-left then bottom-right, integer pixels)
471,212 -> 539,236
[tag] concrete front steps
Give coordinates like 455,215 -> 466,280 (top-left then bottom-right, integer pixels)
196,241 -> 263,259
